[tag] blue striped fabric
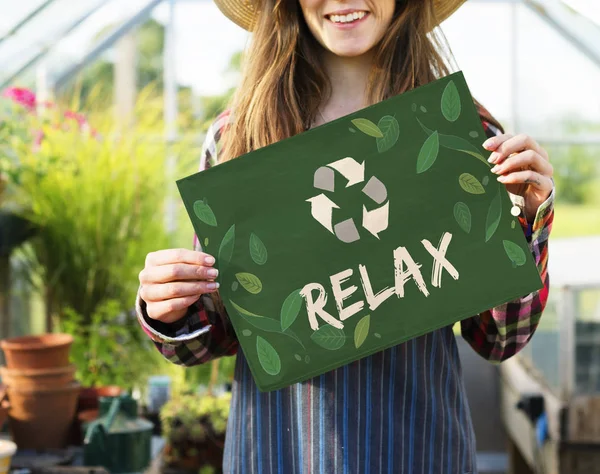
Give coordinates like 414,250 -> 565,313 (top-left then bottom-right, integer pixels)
221,325 -> 476,474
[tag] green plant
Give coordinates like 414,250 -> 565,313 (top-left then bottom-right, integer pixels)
160,392 -> 231,472
59,299 -> 158,389
7,93 -> 175,327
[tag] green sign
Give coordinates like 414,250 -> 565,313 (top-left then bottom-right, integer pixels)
177,72 -> 543,392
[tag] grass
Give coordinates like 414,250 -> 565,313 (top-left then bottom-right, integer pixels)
552,203 -> 600,238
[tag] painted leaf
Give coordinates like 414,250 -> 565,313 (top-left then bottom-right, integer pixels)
376,116 -> 400,153
351,118 -> 384,138
218,224 -> 235,268
256,336 -> 281,376
193,200 -> 217,227
441,80 -> 461,122
236,272 -> 263,294
485,189 -> 502,242
438,135 -> 489,167
420,106 -> 428,113
294,354 -> 302,361
374,333 -> 382,339
242,329 -> 252,337
511,220 -> 516,229
416,131 -> 439,174
459,173 -> 485,195
453,202 -> 471,233
204,237 -> 209,247
281,289 -> 303,332
482,175 -> 490,186
230,300 -> 305,349
311,325 -> 346,350
354,315 -> 371,349
503,240 -> 527,267
249,233 -> 268,265
416,118 -> 489,167
349,127 -> 356,133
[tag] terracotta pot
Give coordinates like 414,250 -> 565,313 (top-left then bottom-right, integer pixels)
7,381 -> 81,450
77,385 -> 122,412
1,333 -> 73,370
0,364 -> 76,390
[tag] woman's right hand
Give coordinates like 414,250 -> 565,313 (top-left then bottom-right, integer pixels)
139,249 -> 220,324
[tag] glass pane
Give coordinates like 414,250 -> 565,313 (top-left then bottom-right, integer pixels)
519,290 -> 561,394
575,288 -> 600,394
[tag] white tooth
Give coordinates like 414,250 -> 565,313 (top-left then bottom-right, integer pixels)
358,12 -> 365,19
353,12 -> 359,19
332,15 -> 339,22
346,13 -> 354,22
340,15 -> 347,23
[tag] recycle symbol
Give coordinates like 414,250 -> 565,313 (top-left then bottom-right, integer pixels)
306,157 -> 389,243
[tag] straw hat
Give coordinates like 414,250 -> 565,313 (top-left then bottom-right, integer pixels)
214,0 -> 467,31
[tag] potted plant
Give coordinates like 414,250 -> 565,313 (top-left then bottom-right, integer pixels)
160,392 -> 231,473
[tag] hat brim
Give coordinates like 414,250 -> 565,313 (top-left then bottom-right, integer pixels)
214,0 -> 467,32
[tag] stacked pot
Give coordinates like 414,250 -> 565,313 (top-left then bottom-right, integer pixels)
0,334 -> 80,449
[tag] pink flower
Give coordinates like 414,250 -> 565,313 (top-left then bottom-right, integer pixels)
64,110 -> 88,127
2,87 -> 37,111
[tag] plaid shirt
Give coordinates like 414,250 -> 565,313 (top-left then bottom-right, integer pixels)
136,108 -> 554,473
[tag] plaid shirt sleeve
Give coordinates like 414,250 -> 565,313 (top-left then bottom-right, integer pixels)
135,111 -> 239,366
460,118 -> 555,362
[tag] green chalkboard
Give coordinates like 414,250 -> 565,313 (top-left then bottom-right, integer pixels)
177,71 -> 542,392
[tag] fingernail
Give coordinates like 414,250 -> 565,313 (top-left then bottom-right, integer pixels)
205,256 -> 215,265
483,139 -> 494,149
488,153 -> 497,163
491,165 -> 500,173
206,282 -> 220,290
207,268 -> 219,278
497,175 -> 506,182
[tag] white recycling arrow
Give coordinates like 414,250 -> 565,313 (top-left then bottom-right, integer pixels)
306,194 -> 340,234
362,202 -> 390,239
327,157 -> 365,187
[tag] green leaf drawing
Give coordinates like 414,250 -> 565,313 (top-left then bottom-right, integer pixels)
305,355 -> 310,363
193,200 -> 217,227
349,127 -> 356,133
511,220 -> 516,229
374,333 -> 382,339
485,189 -> 502,242
416,118 -> 489,167
351,118 -> 384,138
218,224 -> 235,268
281,289 -> 303,332
229,300 -> 305,349
294,354 -> 302,361
420,106 -> 428,113
249,233 -> 268,265
311,325 -> 346,350
416,131 -> 439,174
503,240 -> 527,267
354,315 -> 370,349
231,281 -> 239,291
482,175 -> 489,186
256,336 -> 281,376
411,103 -> 417,112
469,131 -> 479,138
459,173 -> 485,195
235,272 -> 263,294
242,329 -> 252,336
204,237 -> 209,247
441,80 -> 461,122
376,116 -> 400,153
453,202 -> 471,233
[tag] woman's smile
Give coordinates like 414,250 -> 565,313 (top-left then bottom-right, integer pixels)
325,9 -> 369,29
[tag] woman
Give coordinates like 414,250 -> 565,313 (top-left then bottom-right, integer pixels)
137,0 -> 554,472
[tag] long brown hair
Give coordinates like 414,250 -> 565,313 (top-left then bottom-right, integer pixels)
219,0 -> 503,163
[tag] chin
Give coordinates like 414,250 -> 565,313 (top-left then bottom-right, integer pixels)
328,43 -> 373,58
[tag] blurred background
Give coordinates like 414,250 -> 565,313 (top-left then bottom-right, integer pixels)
0,0 -> 598,473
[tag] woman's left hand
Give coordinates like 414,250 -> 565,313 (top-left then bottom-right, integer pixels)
483,133 -> 553,222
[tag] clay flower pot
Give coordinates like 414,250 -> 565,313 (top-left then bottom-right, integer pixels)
8,381 -> 81,450
0,333 -> 73,370
77,385 -> 122,412
0,364 -> 76,390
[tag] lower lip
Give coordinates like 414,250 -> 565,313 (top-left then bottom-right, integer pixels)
327,13 -> 369,29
